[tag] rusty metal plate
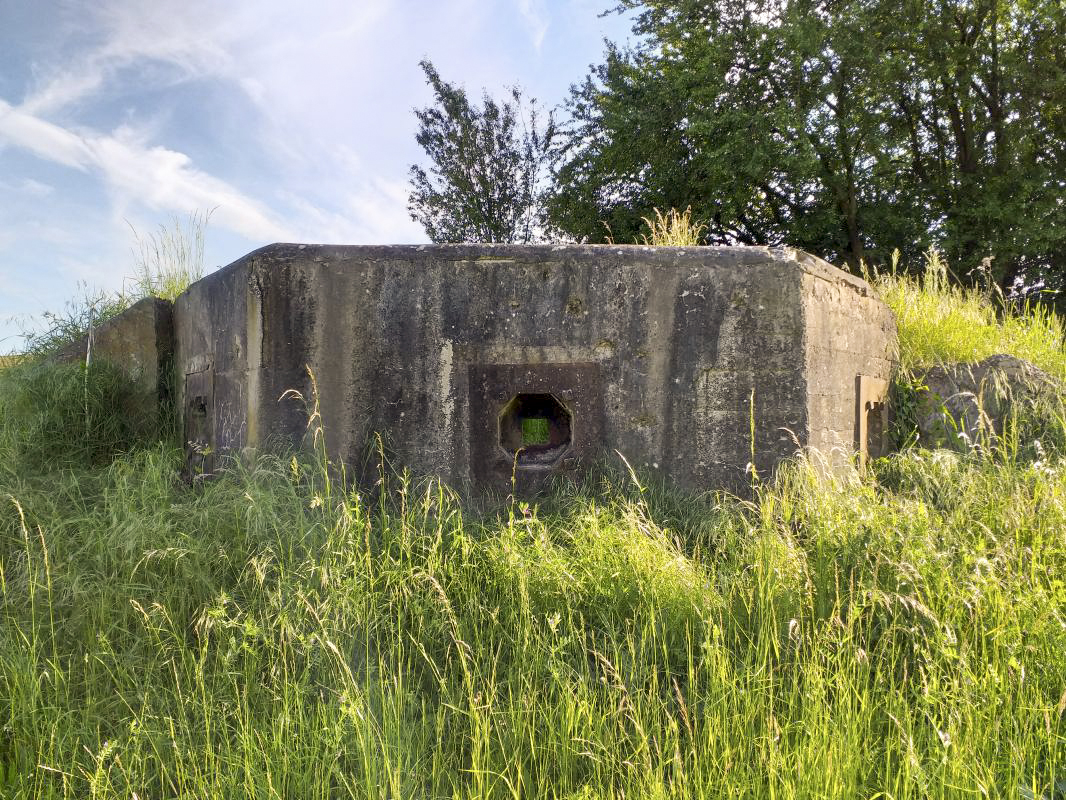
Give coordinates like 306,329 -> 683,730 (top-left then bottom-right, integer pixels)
856,374 -> 890,466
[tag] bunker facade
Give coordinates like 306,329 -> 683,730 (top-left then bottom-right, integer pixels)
168,244 -> 896,493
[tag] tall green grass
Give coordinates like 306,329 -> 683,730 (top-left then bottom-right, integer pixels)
874,249 -> 1066,380
0,266 -> 1064,798
0,360 -> 159,476
19,212 -> 209,359
127,210 -> 210,303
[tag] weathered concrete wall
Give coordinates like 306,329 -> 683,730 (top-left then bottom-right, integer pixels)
174,244 -> 897,493
172,263 -> 250,470
56,296 -> 173,414
799,262 -> 898,462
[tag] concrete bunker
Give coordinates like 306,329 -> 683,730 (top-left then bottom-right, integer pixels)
83,243 -> 899,494
171,243 -> 898,494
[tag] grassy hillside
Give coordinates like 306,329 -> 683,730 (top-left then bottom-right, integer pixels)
0,269 -> 1063,799
875,250 -> 1066,380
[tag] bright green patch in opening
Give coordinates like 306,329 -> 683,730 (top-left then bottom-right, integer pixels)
521,416 -> 551,446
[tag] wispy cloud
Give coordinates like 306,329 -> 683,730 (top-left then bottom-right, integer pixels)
517,0 -> 551,51
18,178 -> 54,197
279,177 -> 423,245
20,2 -> 235,115
0,99 -> 291,241
0,177 -> 52,200
19,0 -> 396,116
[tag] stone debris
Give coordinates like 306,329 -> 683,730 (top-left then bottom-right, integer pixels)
916,354 -> 1062,450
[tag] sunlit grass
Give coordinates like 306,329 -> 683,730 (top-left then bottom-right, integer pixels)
127,210 -> 210,303
638,206 -> 706,246
0,263 -> 1064,798
605,206 -> 707,247
874,249 -> 1066,380
1,440 -> 1062,798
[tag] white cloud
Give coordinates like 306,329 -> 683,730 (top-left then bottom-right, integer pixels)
0,101 -> 94,168
19,0 -> 398,118
21,2 -> 236,116
19,178 -> 54,197
279,176 -> 423,245
0,99 -> 291,241
518,0 -> 551,51
0,177 -> 54,197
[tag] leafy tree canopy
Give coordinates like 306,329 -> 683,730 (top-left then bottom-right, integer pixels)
409,60 -> 557,243
549,0 -> 1066,290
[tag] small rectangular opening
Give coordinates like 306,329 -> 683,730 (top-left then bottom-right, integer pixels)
522,416 -> 551,446
184,367 -> 215,478
866,400 -> 885,458
855,375 -> 889,466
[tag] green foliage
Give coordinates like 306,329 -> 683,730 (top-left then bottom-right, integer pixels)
550,0 -> 1066,290
408,60 -> 557,243
128,210 -> 210,302
0,361 -> 160,475
887,371 -> 928,450
0,269 -> 1063,797
521,415 -> 551,445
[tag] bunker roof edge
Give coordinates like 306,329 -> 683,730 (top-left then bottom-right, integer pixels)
180,243 -> 879,304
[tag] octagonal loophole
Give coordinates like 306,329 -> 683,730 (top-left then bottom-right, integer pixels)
498,393 -> 573,467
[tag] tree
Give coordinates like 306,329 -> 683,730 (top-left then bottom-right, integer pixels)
408,60 -> 557,243
881,0 -> 1066,289
549,0 -> 1066,290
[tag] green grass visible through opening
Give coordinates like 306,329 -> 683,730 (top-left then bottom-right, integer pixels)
521,415 -> 551,445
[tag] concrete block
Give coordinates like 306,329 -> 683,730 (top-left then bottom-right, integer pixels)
55,296 -> 174,416
173,244 -> 898,492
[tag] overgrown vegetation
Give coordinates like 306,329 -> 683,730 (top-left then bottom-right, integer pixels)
408,61 -> 556,244
548,0 -> 1066,292
871,247 -> 1066,459
127,210 -> 210,302
605,206 -> 707,247
1,251 -> 1064,796
18,286 -> 132,361
877,249 -> 1066,381
0,360 -> 159,476
18,212 -> 208,359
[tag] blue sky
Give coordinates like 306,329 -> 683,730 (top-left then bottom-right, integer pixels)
0,0 -> 634,352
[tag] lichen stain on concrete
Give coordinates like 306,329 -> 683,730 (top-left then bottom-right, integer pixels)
629,413 -> 657,430
594,339 -> 616,360
565,296 -> 586,316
